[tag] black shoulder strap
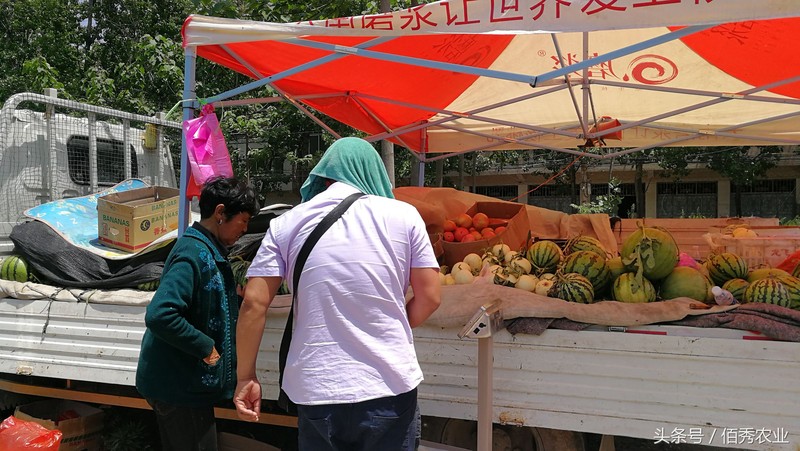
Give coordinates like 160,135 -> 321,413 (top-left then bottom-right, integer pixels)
290,191 -> 364,294
278,191 -> 364,390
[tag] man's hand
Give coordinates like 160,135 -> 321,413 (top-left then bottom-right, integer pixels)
233,378 -> 262,422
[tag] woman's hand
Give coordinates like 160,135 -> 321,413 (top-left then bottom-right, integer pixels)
203,347 -> 221,366
234,377 -> 262,422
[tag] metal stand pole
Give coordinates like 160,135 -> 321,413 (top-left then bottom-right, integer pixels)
477,336 -> 493,451
459,301 -> 503,451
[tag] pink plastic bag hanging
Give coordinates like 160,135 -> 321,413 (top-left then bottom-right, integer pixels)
182,104 -> 234,188
0,416 -> 63,450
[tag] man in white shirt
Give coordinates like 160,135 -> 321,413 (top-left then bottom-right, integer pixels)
234,137 -> 441,450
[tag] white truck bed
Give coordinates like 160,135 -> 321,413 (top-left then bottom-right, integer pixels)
0,290 -> 798,450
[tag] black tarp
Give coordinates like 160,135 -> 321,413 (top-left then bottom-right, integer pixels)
10,220 -> 173,288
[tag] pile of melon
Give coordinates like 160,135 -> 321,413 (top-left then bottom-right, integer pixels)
439,224 -> 800,310
617,224 -> 800,309
439,236 -> 611,303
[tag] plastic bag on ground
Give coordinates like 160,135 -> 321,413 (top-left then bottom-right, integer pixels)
0,415 -> 63,450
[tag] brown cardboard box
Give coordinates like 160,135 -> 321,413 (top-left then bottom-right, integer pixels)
14,400 -> 104,451
97,186 -> 180,252
441,201 -> 531,269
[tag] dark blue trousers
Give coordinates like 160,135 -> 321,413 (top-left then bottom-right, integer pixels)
147,398 -> 218,451
296,388 -> 418,451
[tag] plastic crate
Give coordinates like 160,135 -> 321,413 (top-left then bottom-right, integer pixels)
703,233 -> 800,268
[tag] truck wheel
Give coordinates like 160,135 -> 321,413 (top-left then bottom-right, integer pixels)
424,417 -> 586,451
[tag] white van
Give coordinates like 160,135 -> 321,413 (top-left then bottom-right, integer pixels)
0,90 -> 181,255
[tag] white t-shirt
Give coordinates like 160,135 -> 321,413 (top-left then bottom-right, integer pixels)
247,182 -> 439,404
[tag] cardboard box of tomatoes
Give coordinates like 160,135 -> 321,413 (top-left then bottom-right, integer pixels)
440,201 -> 530,269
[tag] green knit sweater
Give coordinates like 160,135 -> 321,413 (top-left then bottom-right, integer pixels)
136,226 -> 238,407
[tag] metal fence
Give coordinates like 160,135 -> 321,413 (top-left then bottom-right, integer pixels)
0,90 -> 181,225
0,90 -> 181,255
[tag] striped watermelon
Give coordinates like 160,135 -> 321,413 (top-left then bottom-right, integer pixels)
559,250 -> 611,293
776,275 -> 800,310
564,235 -> 608,258
1,255 -> 29,282
612,272 -> 656,303
230,258 -> 252,289
743,277 -> 791,308
706,252 -> 748,286
526,240 -> 563,275
721,278 -> 750,303
550,272 -> 595,304
137,280 -> 161,291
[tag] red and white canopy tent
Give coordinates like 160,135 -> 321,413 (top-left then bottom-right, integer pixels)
177,0 -> 800,227
179,5 -> 800,445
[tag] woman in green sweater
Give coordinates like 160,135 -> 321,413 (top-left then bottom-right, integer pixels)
136,176 -> 258,451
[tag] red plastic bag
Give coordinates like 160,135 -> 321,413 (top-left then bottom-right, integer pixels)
0,415 -> 63,450
182,104 -> 233,191
777,249 -> 800,274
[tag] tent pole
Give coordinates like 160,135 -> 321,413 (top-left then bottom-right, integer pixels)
477,336 -> 493,451
178,46 -> 197,236
379,0 -> 396,188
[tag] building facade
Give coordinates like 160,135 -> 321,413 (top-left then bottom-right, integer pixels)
469,157 -> 800,220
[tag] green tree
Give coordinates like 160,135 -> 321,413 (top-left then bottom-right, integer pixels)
0,0 -> 83,100
571,177 -> 622,215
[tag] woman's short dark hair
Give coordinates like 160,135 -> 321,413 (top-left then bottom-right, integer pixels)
198,176 -> 259,220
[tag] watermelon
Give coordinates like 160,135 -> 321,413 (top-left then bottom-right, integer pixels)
612,272 -> 656,303
1,255 -> 29,282
621,225 -> 679,281
137,280 -> 161,291
564,235 -> 608,258
743,277 -> 792,308
658,266 -> 711,302
706,252 -> 748,286
560,250 -> 611,292
746,267 -> 790,283
230,258 -> 252,289
526,240 -> 563,275
721,278 -> 750,303
776,275 -> 800,309
550,272 -> 595,304
606,256 -> 626,280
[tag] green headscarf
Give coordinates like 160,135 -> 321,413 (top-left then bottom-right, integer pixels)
300,137 -> 395,202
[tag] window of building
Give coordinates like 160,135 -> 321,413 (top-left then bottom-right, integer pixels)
656,181 -> 717,217
739,179 -> 796,218
658,182 -> 717,195
591,183 -> 636,196
67,136 -> 138,186
529,184 -> 580,197
474,185 -> 518,201
738,179 -> 794,193
527,184 -> 579,213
